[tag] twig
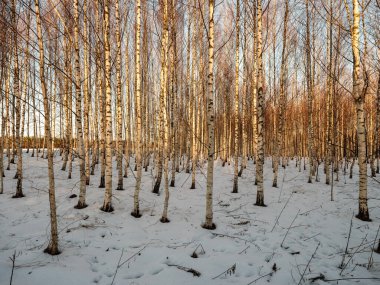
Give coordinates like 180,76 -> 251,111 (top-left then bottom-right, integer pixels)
9,251 -> 16,285
309,273 -> 325,282
300,206 -> 321,216
323,277 -> 380,282
167,264 -> 201,277
297,242 -> 320,285
239,245 -> 250,254
340,213 -> 354,268
303,233 -> 320,242
110,248 -> 124,285
212,263 -> 236,279
281,209 -> 300,248
118,245 -> 147,268
367,225 -> 380,269
247,265 -> 279,285
191,244 -> 206,258
271,193 -> 293,232
212,233 -> 261,250
340,234 -> 368,275
180,173 -> 192,188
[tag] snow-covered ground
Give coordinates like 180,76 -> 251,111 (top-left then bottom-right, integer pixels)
0,153 -> 379,285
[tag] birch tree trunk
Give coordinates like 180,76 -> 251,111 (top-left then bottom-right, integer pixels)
232,0 -> 240,193
83,0 -> 90,185
100,0 -> 114,212
305,0 -> 315,184
160,0 -> 170,223
0,85 -> 5,193
202,0 -> 216,230
325,0 -> 333,185
35,0 -> 59,255
169,0 -> 177,188
74,0 -> 87,209
124,34 -> 131,178
376,68 -> 380,174
132,0 -> 143,218
115,0 -> 124,191
272,0 -> 288,188
98,0 -> 106,188
255,0 -> 265,206
12,0 -> 24,198
348,0 -> 370,221
238,0 -> 248,177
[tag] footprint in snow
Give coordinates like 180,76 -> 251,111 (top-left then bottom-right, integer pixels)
90,264 -> 99,273
92,275 -> 102,283
123,272 -> 144,279
149,266 -> 164,275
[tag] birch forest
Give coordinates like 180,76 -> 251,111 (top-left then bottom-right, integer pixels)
0,0 -> 380,284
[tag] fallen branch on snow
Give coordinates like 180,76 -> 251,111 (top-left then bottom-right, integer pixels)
167,264 -> 201,277
212,263 -> 236,279
297,242 -> 320,285
212,233 -> 261,250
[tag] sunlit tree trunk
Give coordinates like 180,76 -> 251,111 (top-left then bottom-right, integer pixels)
305,0 -> 315,184
124,31 -> 131,178
12,0 -> 24,198
202,0 -> 216,230
83,0 -> 90,185
114,0 -> 124,191
190,12 -> 197,190
35,0 -> 59,255
169,0 -> 177,188
132,0 -> 143,218
239,0 -> 248,177
100,0 -> 114,212
252,5 -> 258,166
325,0 -> 333,185
161,0 -> 170,223
255,0 -> 265,206
376,68 -> 380,174
272,0 -> 288,188
232,0 -> 240,193
98,1 -> 106,188
346,0 -> 370,221
74,0 -> 87,209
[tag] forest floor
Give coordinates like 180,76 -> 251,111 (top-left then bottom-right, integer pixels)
0,153 -> 379,285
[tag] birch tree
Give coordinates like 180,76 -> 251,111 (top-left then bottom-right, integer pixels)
232,0 -> 240,194
202,0 -> 216,230
34,0 -> 59,255
132,0 -> 143,218
74,0 -> 87,209
255,0 -> 265,207
345,0 -> 370,221
100,0 -> 114,212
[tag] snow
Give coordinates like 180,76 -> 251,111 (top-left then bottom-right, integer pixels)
0,153 -> 379,285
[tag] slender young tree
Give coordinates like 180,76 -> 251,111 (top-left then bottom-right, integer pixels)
232,0 -> 240,194
101,0 -> 114,212
83,0 -> 91,185
98,0 -> 106,188
345,0 -> 370,221
12,0 -> 24,198
114,0 -> 124,191
305,0 -> 315,184
132,0 -> 143,218
74,0 -> 87,209
160,0 -> 170,223
255,0 -> 265,206
272,0 -> 289,188
34,0 -> 59,255
202,0 -> 216,230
